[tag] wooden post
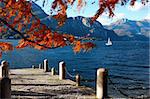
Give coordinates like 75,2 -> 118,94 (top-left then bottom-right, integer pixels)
0,61 -> 9,78
76,74 -> 80,86
44,59 -> 49,72
39,64 -> 42,69
32,65 -> 35,69
0,61 -> 11,99
59,61 -> 65,80
0,78 -> 11,99
41,64 -> 44,69
51,67 -> 55,75
96,68 -> 108,99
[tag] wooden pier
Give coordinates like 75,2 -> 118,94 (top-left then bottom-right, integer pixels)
0,60 -> 109,99
10,68 -> 96,99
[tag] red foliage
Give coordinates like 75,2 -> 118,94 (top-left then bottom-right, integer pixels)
73,41 -> 82,53
16,39 -> 29,49
82,42 -> 96,51
73,41 -> 96,53
0,0 -> 148,58
0,42 -> 13,58
50,0 -> 148,23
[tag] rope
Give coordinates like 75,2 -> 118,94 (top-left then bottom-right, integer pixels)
108,76 -> 131,98
65,67 -> 76,78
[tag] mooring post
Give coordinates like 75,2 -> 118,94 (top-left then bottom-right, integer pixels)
39,64 -> 42,69
59,61 -> 66,80
0,61 -> 11,99
0,61 -> 9,78
76,74 -> 80,86
51,67 -> 55,75
32,65 -> 35,69
44,59 -> 49,72
96,68 -> 108,99
41,63 -> 44,69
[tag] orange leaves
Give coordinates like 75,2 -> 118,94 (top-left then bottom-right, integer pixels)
16,39 -> 28,49
39,31 -> 53,48
0,42 -> 13,51
0,42 -> 13,58
108,0 -> 119,4
0,26 -> 2,33
28,19 -> 41,32
53,32 -> 67,47
1,0 -> 149,28
1,0 -> 32,32
8,10 -> 16,18
0,0 -> 97,58
77,0 -> 86,11
91,0 -> 117,22
0,26 -> 7,33
73,41 -> 96,53
63,34 -> 75,43
53,13 -> 67,26
16,39 -> 46,50
82,42 -> 96,51
6,0 -> 16,8
16,32 -> 67,50
18,23 -> 23,31
91,0 -> 148,22
51,0 -> 124,25
15,31 -> 95,53
67,0 -> 75,5
0,0 -> 149,59
130,0 -> 137,5
51,0 -> 68,26
73,41 -> 82,53
32,46 -> 44,50
51,0 -> 86,26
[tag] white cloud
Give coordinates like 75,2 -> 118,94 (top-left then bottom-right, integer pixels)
97,13 -> 125,25
127,2 -> 149,11
97,17 -> 111,25
145,14 -> 150,19
114,13 -> 125,19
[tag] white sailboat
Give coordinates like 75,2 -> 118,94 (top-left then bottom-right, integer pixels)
105,38 -> 112,46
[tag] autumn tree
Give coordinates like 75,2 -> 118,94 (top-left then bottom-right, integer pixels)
0,0 -> 148,57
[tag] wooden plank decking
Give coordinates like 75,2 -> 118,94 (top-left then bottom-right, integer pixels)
10,68 -> 96,99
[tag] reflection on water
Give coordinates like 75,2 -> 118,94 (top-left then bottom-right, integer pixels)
0,40 -> 149,98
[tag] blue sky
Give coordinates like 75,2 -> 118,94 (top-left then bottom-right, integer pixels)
34,0 -> 150,25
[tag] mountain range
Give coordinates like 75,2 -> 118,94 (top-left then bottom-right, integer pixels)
1,2 -> 149,41
31,3 -> 119,41
31,2 -> 150,41
105,18 -> 150,40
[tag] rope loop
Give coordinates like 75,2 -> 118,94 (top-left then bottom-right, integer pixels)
65,67 -> 76,78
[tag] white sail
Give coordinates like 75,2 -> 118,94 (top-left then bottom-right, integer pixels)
105,38 -> 112,46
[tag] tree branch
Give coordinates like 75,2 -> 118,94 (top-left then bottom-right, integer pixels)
0,18 -> 63,49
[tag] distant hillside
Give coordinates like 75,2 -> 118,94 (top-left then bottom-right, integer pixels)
57,16 -> 121,41
105,18 -> 150,40
32,3 -> 149,41
31,2 -> 121,41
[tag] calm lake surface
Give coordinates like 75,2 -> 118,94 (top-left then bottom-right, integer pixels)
0,40 -> 149,98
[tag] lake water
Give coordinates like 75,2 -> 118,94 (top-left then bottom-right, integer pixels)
0,40 -> 149,98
